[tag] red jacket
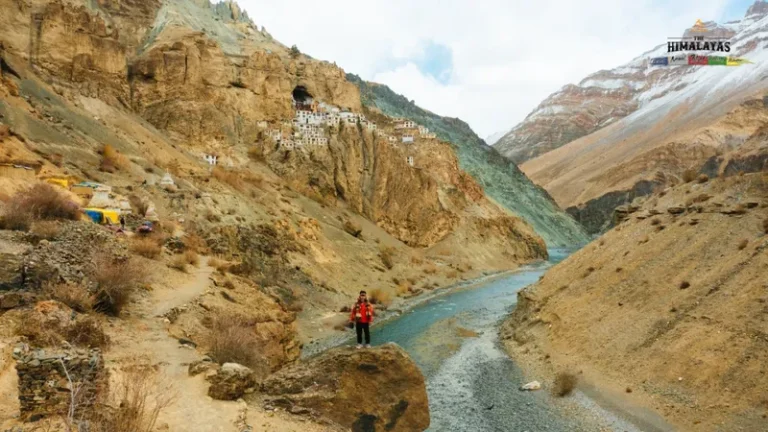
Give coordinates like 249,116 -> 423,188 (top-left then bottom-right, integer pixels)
350,301 -> 374,324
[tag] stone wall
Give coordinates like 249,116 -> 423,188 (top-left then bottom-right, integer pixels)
13,346 -> 106,421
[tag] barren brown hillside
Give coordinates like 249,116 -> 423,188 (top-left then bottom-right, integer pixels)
503,172 -> 768,431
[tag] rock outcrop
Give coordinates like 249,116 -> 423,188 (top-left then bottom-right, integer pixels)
349,75 -> 588,247
262,343 -> 430,432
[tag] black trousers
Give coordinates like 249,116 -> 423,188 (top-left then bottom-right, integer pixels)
355,322 -> 370,344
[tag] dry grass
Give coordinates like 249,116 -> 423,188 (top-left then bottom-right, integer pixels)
45,282 -> 93,313
130,238 -> 163,259
682,169 -> 697,183
18,311 -> 109,349
92,257 -> 145,316
379,246 -> 396,269
411,255 -> 424,265
396,281 -> 411,297
183,250 -> 200,267
247,146 -> 266,162
181,232 -> 209,254
763,218 -> 768,234
0,183 -> 80,231
30,220 -> 61,240
208,257 -> 230,274
207,313 -> 267,372
368,288 -> 391,306
129,195 -> 150,217
168,254 -> 188,272
552,372 -> 577,397
423,264 -> 438,275
738,239 -> 749,250
100,144 -> 128,173
212,166 -> 246,191
95,369 -> 176,432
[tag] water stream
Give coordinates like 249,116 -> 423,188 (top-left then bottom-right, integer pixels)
366,249 -> 644,431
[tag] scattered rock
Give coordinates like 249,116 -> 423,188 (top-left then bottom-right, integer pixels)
520,381 -> 541,391
178,337 -> 197,348
188,359 -> 220,377
342,219 -> 362,238
261,343 -> 429,432
207,363 -> 257,401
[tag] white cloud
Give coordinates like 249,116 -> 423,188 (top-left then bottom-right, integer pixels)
236,0 -> 739,137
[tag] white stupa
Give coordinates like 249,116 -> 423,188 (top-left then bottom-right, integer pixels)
160,172 -> 175,187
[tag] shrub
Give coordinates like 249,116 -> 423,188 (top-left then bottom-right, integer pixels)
763,218 -> 768,234
129,195 -> 150,217
212,166 -> 245,191
396,282 -> 410,297
650,218 -> 661,226
552,372 -> 577,397
45,282 -> 93,313
182,232 -> 209,254
208,257 -> 230,274
93,257 -> 145,316
17,309 -> 108,349
697,174 -> 709,184
368,288 -> 391,306
423,264 -> 437,275
679,281 -> 691,289
682,169 -> 697,183
130,238 -> 162,259
94,369 -> 176,432
29,220 -> 61,240
289,44 -> 300,58
0,183 -> 80,230
66,315 -> 110,348
738,239 -> 749,250
379,246 -> 395,269
411,256 -> 424,265
100,144 -> 128,172
247,146 -> 265,162
183,250 -> 200,267
207,314 -> 266,371
168,254 -> 187,272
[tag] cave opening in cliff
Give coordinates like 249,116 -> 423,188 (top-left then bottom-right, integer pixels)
292,86 -> 313,109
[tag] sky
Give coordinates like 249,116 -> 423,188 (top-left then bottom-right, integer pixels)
236,0 -> 760,139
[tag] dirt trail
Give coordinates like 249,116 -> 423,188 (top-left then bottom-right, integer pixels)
105,257 -> 336,432
105,257 -> 245,432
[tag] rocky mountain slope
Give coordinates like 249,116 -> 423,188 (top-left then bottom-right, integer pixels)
348,75 -> 588,247
0,0 -> 563,430
502,172 -> 768,431
493,1 -> 768,233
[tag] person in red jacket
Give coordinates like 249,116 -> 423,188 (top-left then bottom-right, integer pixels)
349,290 -> 374,348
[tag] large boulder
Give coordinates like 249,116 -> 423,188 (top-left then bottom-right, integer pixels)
206,363 -> 257,401
0,253 -> 23,290
261,343 -> 429,432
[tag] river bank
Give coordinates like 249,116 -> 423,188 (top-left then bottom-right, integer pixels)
300,265 -> 533,358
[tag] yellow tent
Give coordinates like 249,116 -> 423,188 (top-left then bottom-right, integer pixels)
45,178 -> 70,188
83,208 -> 120,225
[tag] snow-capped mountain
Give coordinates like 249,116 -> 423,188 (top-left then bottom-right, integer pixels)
494,1 -> 768,164
484,129 -> 509,146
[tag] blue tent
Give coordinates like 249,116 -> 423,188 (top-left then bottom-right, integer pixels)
83,209 -> 103,224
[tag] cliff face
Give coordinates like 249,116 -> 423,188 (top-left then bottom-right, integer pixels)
348,75 -> 589,248
0,0 -> 548,256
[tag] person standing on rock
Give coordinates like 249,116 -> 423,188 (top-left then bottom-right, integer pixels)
350,290 -> 374,348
